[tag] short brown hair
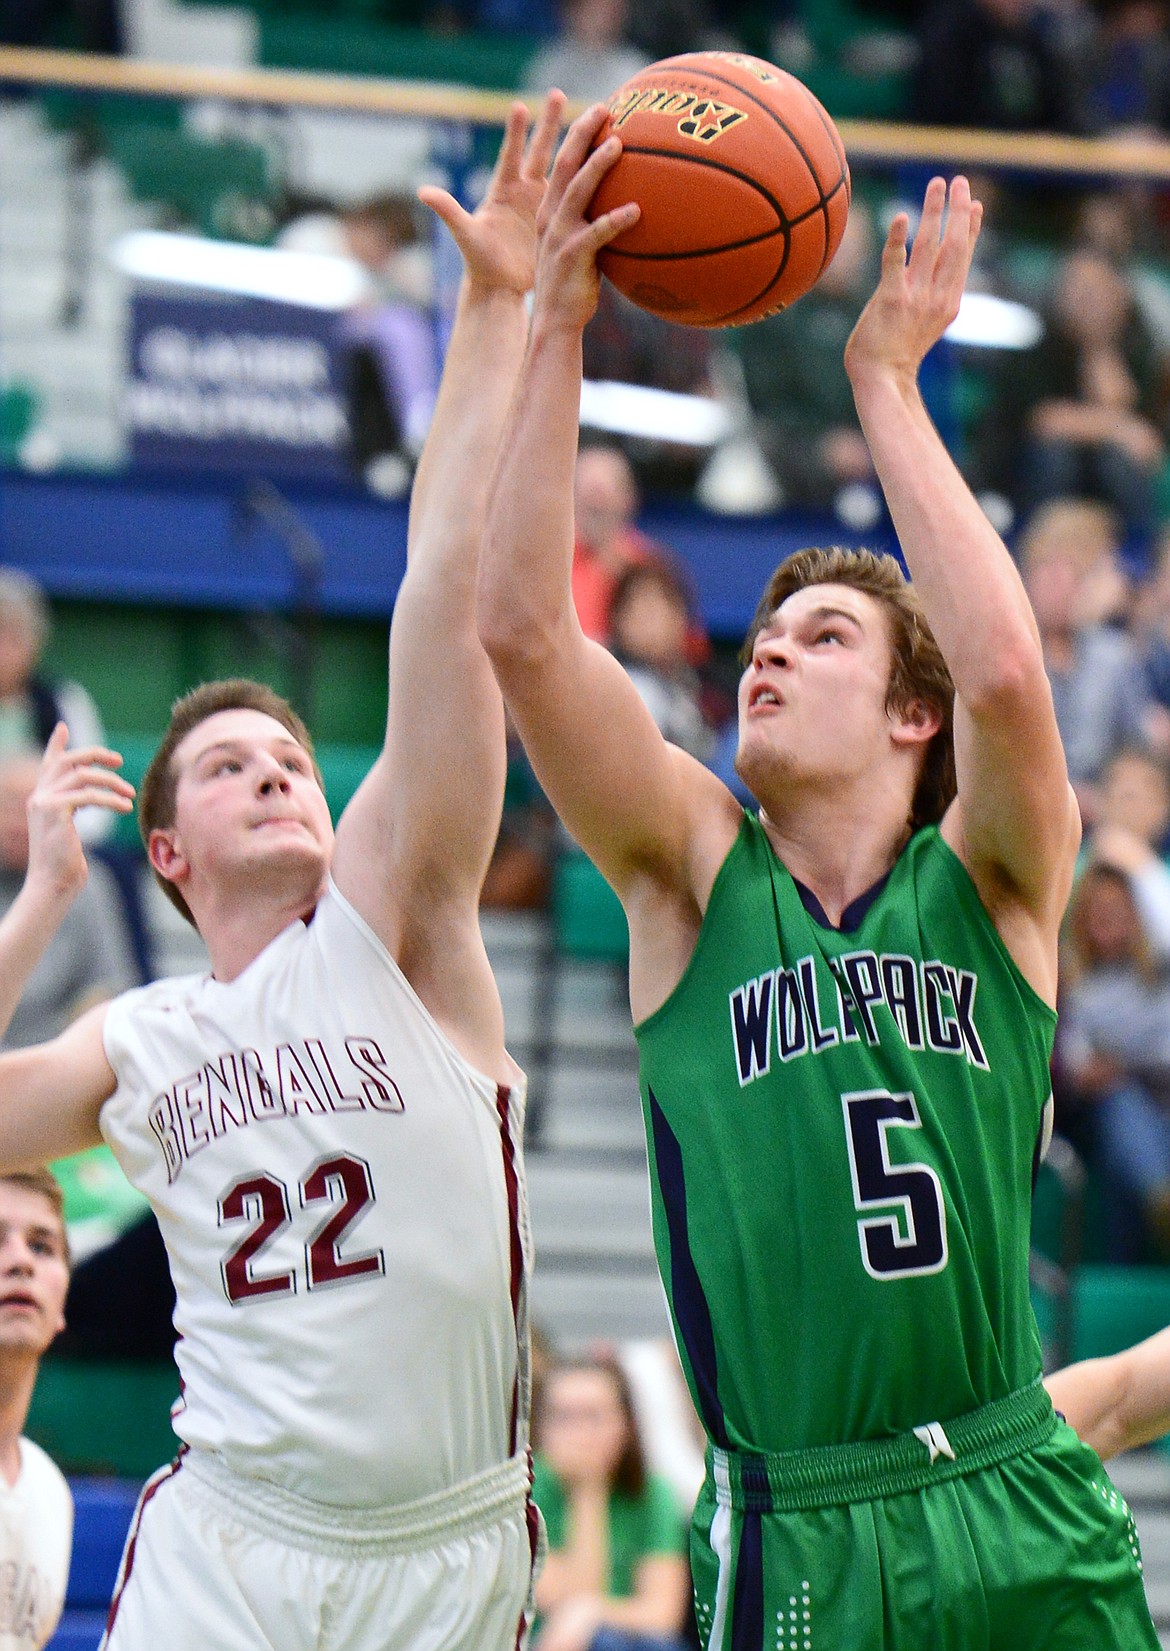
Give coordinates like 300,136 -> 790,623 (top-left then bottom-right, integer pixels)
742,546 -> 956,832
139,679 -> 322,926
1,1169 -> 69,1264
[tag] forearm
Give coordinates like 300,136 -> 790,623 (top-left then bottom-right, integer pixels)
406,279 -> 531,594
1046,1334 -> 1170,1460
850,367 -> 1043,706
0,875 -> 80,1044
480,317 -> 585,667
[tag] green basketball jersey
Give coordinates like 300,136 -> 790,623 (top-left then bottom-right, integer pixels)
634,812 -> 1055,1456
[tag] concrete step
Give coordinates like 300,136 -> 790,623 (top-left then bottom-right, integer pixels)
527,1154 -> 654,1263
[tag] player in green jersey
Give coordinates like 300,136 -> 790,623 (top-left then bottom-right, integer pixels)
478,103 -> 1160,1648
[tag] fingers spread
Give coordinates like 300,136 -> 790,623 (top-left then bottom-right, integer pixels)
524,88 -> 567,181
496,100 -> 530,180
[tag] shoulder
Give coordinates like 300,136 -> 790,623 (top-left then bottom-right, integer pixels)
18,1439 -> 71,1513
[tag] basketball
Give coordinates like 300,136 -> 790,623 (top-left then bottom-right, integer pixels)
587,51 -> 850,329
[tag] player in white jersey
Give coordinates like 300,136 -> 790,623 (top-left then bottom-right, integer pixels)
0,92 -> 567,1651
0,1171 -> 73,1651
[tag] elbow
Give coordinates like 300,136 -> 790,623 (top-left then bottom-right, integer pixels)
960,638 -> 1047,722
477,573 -> 563,685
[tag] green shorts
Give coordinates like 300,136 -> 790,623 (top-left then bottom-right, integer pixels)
689,1385 -> 1159,1651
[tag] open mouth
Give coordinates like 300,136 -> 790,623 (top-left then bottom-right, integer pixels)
748,684 -> 784,712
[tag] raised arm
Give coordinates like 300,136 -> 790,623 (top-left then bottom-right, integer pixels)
1045,1328 -> 1170,1461
0,726 -> 132,1168
845,178 -> 1080,1002
332,96 -> 564,940
479,107 -> 735,909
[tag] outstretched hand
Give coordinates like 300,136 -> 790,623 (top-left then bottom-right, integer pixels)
418,91 -> 566,297
27,724 -> 135,899
531,102 -> 640,333
844,175 -> 982,390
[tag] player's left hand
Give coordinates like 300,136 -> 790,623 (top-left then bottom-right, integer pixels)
844,174 -> 982,390
26,723 -> 136,900
418,91 -> 565,296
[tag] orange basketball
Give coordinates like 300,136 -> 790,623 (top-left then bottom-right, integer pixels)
587,51 -> 850,328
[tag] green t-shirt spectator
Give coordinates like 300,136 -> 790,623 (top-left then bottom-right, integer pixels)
531,1452 -> 688,1598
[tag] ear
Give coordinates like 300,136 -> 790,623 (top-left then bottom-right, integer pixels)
148,827 -> 188,890
889,698 -> 942,751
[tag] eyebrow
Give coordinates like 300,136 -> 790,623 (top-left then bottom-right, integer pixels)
194,737 -> 308,765
803,603 -> 864,628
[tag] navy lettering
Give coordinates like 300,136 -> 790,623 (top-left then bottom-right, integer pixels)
730,973 -> 774,1085
881,955 -> 923,1050
798,957 -> 839,1052
775,969 -> 808,1061
841,952 -> 884,1044
947,967 -> 989,1069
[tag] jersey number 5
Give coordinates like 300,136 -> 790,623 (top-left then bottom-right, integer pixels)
219,1153 -> 385,1305
842,1090 -> 948,1280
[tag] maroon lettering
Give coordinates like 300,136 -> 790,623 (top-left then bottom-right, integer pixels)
345,1037 -> 405,1112
276,1043 -> 329,1114
219,1173 -> 295,1304
148,1091 -> 183,1183
239,1049 -> 283,1121
175,1070 -> 210,1157
302,1153 -> 384,1288
305,1038 -> 364,1112
204,1053 -> 248,1136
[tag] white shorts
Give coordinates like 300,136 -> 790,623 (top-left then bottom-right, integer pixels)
101,1449 -> 541,1651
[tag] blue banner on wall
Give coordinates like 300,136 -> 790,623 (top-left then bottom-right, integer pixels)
125,292 -> 352,481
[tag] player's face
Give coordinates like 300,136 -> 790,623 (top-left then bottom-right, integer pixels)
165,709 -> 334,898
0,1185 -> 68,1358
736,583 -> 901,799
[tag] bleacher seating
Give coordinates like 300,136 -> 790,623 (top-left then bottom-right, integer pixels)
47,1478 -> 140,1651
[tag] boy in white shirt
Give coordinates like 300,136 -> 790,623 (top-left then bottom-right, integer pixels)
0,1169 -> 72,1650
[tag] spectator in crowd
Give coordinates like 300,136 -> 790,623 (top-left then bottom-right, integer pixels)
0,753 -> 136,1050
727,201 -> 879,518
1077,0 -> 1170,135
531,1352 -> 691,1651
978,249 -> 1166,539
0,571 -> 110,844
571,444 -> 708,657
607,561 -> 724,763
1019,499 -> 1152,815
278,193 -> 439,492
0,1169 -> 72,1651
523,0 -> 648,105
1058,859 -> 1170,1261
911,0 -> 1084,130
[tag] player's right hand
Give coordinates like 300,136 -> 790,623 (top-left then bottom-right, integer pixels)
27,723 -> 135,899
532,102 -> 640,333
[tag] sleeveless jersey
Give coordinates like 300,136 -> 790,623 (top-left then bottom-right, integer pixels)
0,1437 -> 72,1651
634,814 -> 1055,1456
101,880 -> 531,1509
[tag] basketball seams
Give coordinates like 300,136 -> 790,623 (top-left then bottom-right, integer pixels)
647,57 -> 848,203
595,51 -> 850,326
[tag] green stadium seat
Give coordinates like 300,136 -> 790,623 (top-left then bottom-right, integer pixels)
258,15 -> 539,90
552,850 -> 628,963
1069,1265 -> 1170,1364
27,1359 -> 180,1479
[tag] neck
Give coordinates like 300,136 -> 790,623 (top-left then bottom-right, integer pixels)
757,781 -> 913,928
193,877 -> 326,982
0,1358 -> 37,1487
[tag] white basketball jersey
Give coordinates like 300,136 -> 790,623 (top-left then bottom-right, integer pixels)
0,1438 -> 72,1651
101,881 -> 531,1509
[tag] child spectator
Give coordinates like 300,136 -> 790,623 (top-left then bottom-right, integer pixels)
531,1352 -> 691,1651
0,1169 -> 72,1651
608,561 -> 724,763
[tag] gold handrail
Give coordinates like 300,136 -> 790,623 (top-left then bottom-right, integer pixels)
4,43 -> 1170,180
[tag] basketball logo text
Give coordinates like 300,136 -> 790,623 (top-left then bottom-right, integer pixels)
608,87 -> 748,144
715,52 -> 780,84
